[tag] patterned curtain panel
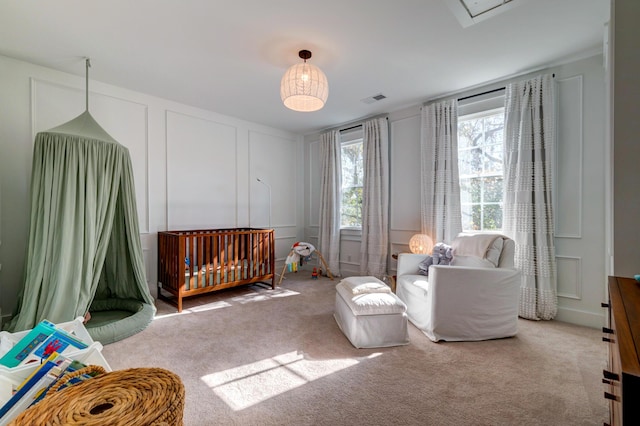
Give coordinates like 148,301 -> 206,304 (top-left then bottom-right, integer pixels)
503,74 -> 557,320
359,117 -> 389,277
420,99 -> 462,244
318,130 -> 342,276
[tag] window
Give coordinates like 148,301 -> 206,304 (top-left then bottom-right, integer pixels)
458,107 -> 505,231
340,138 -> 363,228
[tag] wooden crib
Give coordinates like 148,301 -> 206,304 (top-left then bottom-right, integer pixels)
157,228 -> 275,312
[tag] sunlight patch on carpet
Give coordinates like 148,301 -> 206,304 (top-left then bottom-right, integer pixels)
153,301 -> 233,320
230,287 -> 299,304
154,287 -> 300,320
201,351 -> 381,410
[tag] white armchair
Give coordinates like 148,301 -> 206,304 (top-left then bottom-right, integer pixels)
395,236 -> 520,342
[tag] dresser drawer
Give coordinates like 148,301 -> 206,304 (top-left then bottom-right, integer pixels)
606,276 -> 640,425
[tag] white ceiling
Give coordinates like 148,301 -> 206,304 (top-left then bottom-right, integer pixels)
0,0 -> 609,134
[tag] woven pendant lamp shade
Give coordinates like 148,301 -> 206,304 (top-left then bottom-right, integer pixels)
280,50 -> 328,112
409,233 -> 433,255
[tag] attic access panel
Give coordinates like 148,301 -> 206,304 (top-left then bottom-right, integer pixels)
461,0 -> 512,18
445,0 -> 527,27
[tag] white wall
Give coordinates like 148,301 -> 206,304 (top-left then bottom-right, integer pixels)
304,54 -> 607,328
0,55 -> 304,320
553,55 -> 606,326
611,0 -> 640,277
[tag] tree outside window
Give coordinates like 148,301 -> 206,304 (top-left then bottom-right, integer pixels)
458,109 -> 504,231
341,140 -> 363,228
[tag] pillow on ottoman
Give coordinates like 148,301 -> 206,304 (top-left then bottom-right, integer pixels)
340,276 -> 391,294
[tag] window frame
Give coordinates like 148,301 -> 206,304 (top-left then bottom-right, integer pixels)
457,105 -> 506,233
339,128 -> 364,231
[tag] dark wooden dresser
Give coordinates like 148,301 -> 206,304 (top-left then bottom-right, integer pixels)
604,276 -> 640,425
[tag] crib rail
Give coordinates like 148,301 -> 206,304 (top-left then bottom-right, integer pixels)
158,228 -> 275,311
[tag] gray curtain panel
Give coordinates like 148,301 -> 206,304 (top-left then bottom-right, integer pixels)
420,99 -> 463,244
318,130 -> 342,277
359,117 -> 389,277
503,74 -> 557,320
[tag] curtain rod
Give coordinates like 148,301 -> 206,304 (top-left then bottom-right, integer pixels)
320,113 -> 388,134
426,72 -> 558,108
457,87 -> 504,102
339,116 -> 389,132
456,73 -> 556,102
340,124 -> 362,133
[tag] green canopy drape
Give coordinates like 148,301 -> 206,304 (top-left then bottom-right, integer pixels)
6,111 -> 155,342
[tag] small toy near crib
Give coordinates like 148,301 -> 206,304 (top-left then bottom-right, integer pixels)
157,228 -> 275,312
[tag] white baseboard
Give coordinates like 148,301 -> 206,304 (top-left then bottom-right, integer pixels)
555,306 -> 605,329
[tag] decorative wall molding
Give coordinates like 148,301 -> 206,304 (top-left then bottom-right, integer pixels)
273,225 -> 298,239
248,130 -> 298,229
390,114 -> 421,232
31,78 -> 151,233
555,75 -> 584,239
308,140 -> 321,227
390,242 -> 411,252
165,109 -> 239,229
389,114 -> 421,126
142,247 -> 151,282
556,255 -> 582,300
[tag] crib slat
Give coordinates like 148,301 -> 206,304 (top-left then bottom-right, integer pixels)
240,231 -> 246,280
200,233 -> 206,288
213,234 -> 219,286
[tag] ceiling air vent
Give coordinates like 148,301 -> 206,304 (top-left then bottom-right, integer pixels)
361,93 -> 387,104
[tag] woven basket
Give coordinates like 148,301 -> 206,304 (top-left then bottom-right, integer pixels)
44,364 -> 107,397
9,367 -> 185,426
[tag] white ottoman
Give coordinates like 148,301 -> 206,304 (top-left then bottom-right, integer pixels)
334,276 -> 409,348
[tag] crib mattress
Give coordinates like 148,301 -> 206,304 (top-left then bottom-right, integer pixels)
184,262 -> 253,290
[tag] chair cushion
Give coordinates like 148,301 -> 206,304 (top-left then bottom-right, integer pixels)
451,233 -> 506,268
485,237 -> 504,266
451,255 -> 496,268
396,275 -> 429,295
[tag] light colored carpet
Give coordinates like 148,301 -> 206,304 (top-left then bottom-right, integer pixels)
102,275 -> 608,426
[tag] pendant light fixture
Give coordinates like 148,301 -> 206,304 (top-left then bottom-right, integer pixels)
280,50 -> 328,112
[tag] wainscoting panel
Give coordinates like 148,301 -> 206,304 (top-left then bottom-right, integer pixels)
166,110 -> 238,229
32,78 -> 151,233
308,140 -> 321,228
142,247 -> 154,297
555,75 -> 583,239
136,233 -> 157,297
273,225 -> 298,261
249,130 -> 298,229
390,115 -> 421,232
556,255 -> 582,300
339,238 -> 362,276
